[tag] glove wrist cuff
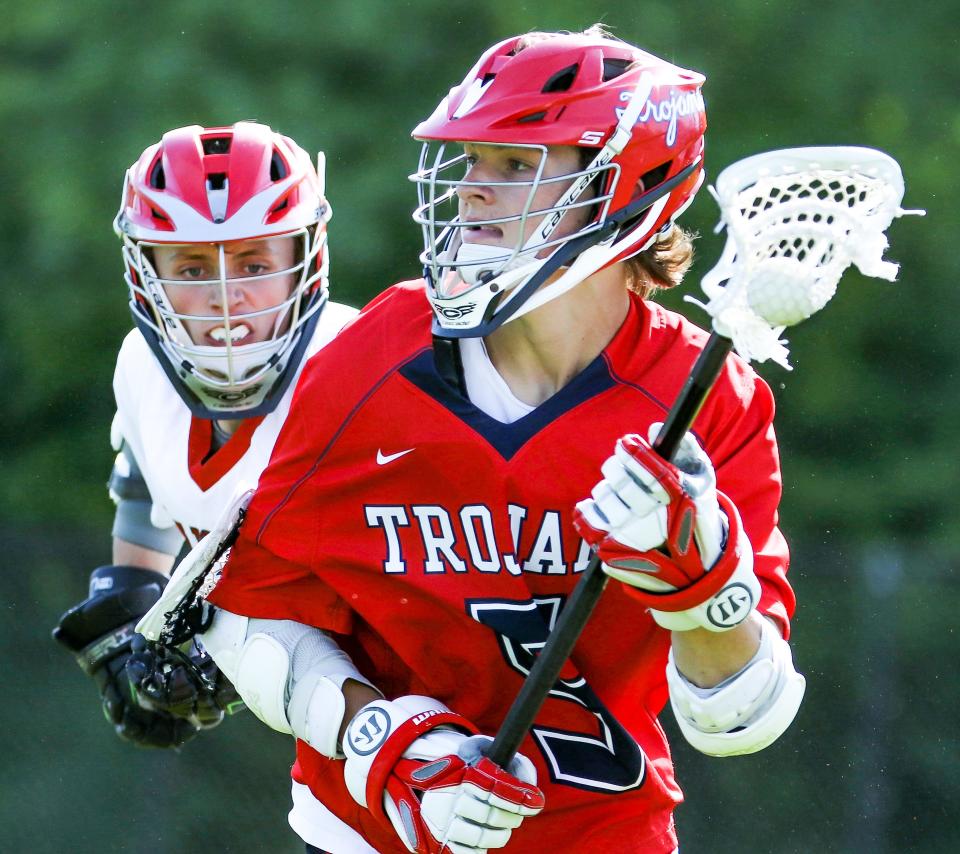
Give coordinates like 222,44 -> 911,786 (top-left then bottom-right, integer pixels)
342,696 -> 477,827
623,492 -> 747,612
648,495 -> 760,632
75,620 -> 139,674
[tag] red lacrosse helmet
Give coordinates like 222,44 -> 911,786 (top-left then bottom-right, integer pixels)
410,31 -> 707,336
115,122 -> 331,418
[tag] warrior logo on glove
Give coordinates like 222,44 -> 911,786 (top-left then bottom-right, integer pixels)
344,696 -> 544,854
707,582 -> 756,629
347,706 -> 393,755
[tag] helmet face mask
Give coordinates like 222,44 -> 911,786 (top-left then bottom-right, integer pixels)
115,122 -> 331,418
414,140 -> 616,291
125,231 -> 325,411
410,32 -> 707,337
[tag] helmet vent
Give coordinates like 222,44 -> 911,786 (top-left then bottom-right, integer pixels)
270,152 -> 289,181
149,160 -> 166,190
150,207 -> 169,222
205,174 -> 229,223
602,59 -> 632,81
641,161 -> 672,191
202,137 -> 231,154
542,64 -> 579,93
518,111 -> 547,124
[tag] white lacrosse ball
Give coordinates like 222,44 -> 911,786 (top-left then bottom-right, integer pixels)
746,257 -> 838,326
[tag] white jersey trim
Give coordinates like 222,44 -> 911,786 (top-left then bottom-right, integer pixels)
289,781 -> 378,853
111,301 -> 357,545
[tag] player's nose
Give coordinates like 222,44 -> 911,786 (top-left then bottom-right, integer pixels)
457,164 -> 497,204
207,280 -> 248,311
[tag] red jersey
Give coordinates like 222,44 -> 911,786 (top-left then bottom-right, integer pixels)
210,280 -> 793,853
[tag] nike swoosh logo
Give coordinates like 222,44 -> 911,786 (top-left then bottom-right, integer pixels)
376,448 -> 415,466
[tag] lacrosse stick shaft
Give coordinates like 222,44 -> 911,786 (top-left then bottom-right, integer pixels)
655,333 -> 734,458
486,331 -> 734,767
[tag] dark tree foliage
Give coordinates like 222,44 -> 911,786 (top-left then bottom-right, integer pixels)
2,1 -> 957,852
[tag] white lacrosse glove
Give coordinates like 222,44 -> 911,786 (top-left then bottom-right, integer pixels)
574,424 -> 760,631
343,695 -> 544,854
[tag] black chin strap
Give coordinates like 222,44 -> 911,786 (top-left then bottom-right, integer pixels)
432,335 -> 467,395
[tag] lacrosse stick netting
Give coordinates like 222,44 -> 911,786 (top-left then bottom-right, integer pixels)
689,146 -> 922,369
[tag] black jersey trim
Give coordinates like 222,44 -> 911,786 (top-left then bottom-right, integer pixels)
398,348 -> 617,460
600,351 -> 671,413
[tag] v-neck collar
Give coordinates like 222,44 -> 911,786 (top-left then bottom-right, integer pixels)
398,297 -> 651,459
187,415 -> 265,490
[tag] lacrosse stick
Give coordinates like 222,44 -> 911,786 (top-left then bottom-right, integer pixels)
136,489 -> 253,646
486,146 -> 922,768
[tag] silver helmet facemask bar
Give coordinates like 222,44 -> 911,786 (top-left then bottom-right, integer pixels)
122,228 -> 328,418
413,143 -> 617,291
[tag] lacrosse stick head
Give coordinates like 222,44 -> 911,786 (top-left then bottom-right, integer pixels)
690,146 -> 922,367
136,489 -> 252,646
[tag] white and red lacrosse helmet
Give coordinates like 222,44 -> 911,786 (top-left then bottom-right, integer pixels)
114,122 -> 330,418
410,32 -> 707,336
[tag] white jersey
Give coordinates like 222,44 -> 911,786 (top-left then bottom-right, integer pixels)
111,301 -> 358,548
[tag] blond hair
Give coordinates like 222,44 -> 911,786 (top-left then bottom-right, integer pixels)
626,226 -> 696,298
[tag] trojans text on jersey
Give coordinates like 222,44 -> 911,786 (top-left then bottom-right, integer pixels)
365,503 -> 593,576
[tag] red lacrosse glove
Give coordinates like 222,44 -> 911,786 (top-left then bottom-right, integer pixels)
574,424 -> 760,631
343,695 -> 544,854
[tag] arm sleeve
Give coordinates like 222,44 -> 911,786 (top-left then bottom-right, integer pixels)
703,358 -> 794,638
109,443 -> 184,556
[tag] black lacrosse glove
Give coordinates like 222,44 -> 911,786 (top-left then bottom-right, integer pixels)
124,633 -> 245,728
53,565 -> 199,749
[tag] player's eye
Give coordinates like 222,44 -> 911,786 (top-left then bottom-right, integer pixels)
177,265 -> 207,279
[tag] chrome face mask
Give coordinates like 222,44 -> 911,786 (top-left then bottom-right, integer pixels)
410,141 -> 616,330
123,230 -> 327,414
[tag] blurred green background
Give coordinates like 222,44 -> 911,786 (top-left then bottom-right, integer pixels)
3,1 -> 957,851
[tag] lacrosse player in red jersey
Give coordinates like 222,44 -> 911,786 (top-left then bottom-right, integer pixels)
185,27 -> 805,853
53,122 -> 357,748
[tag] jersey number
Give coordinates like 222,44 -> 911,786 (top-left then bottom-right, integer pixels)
467,596 -> 646,793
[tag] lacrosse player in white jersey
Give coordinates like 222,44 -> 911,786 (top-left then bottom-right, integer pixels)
53,121 -> 358,748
